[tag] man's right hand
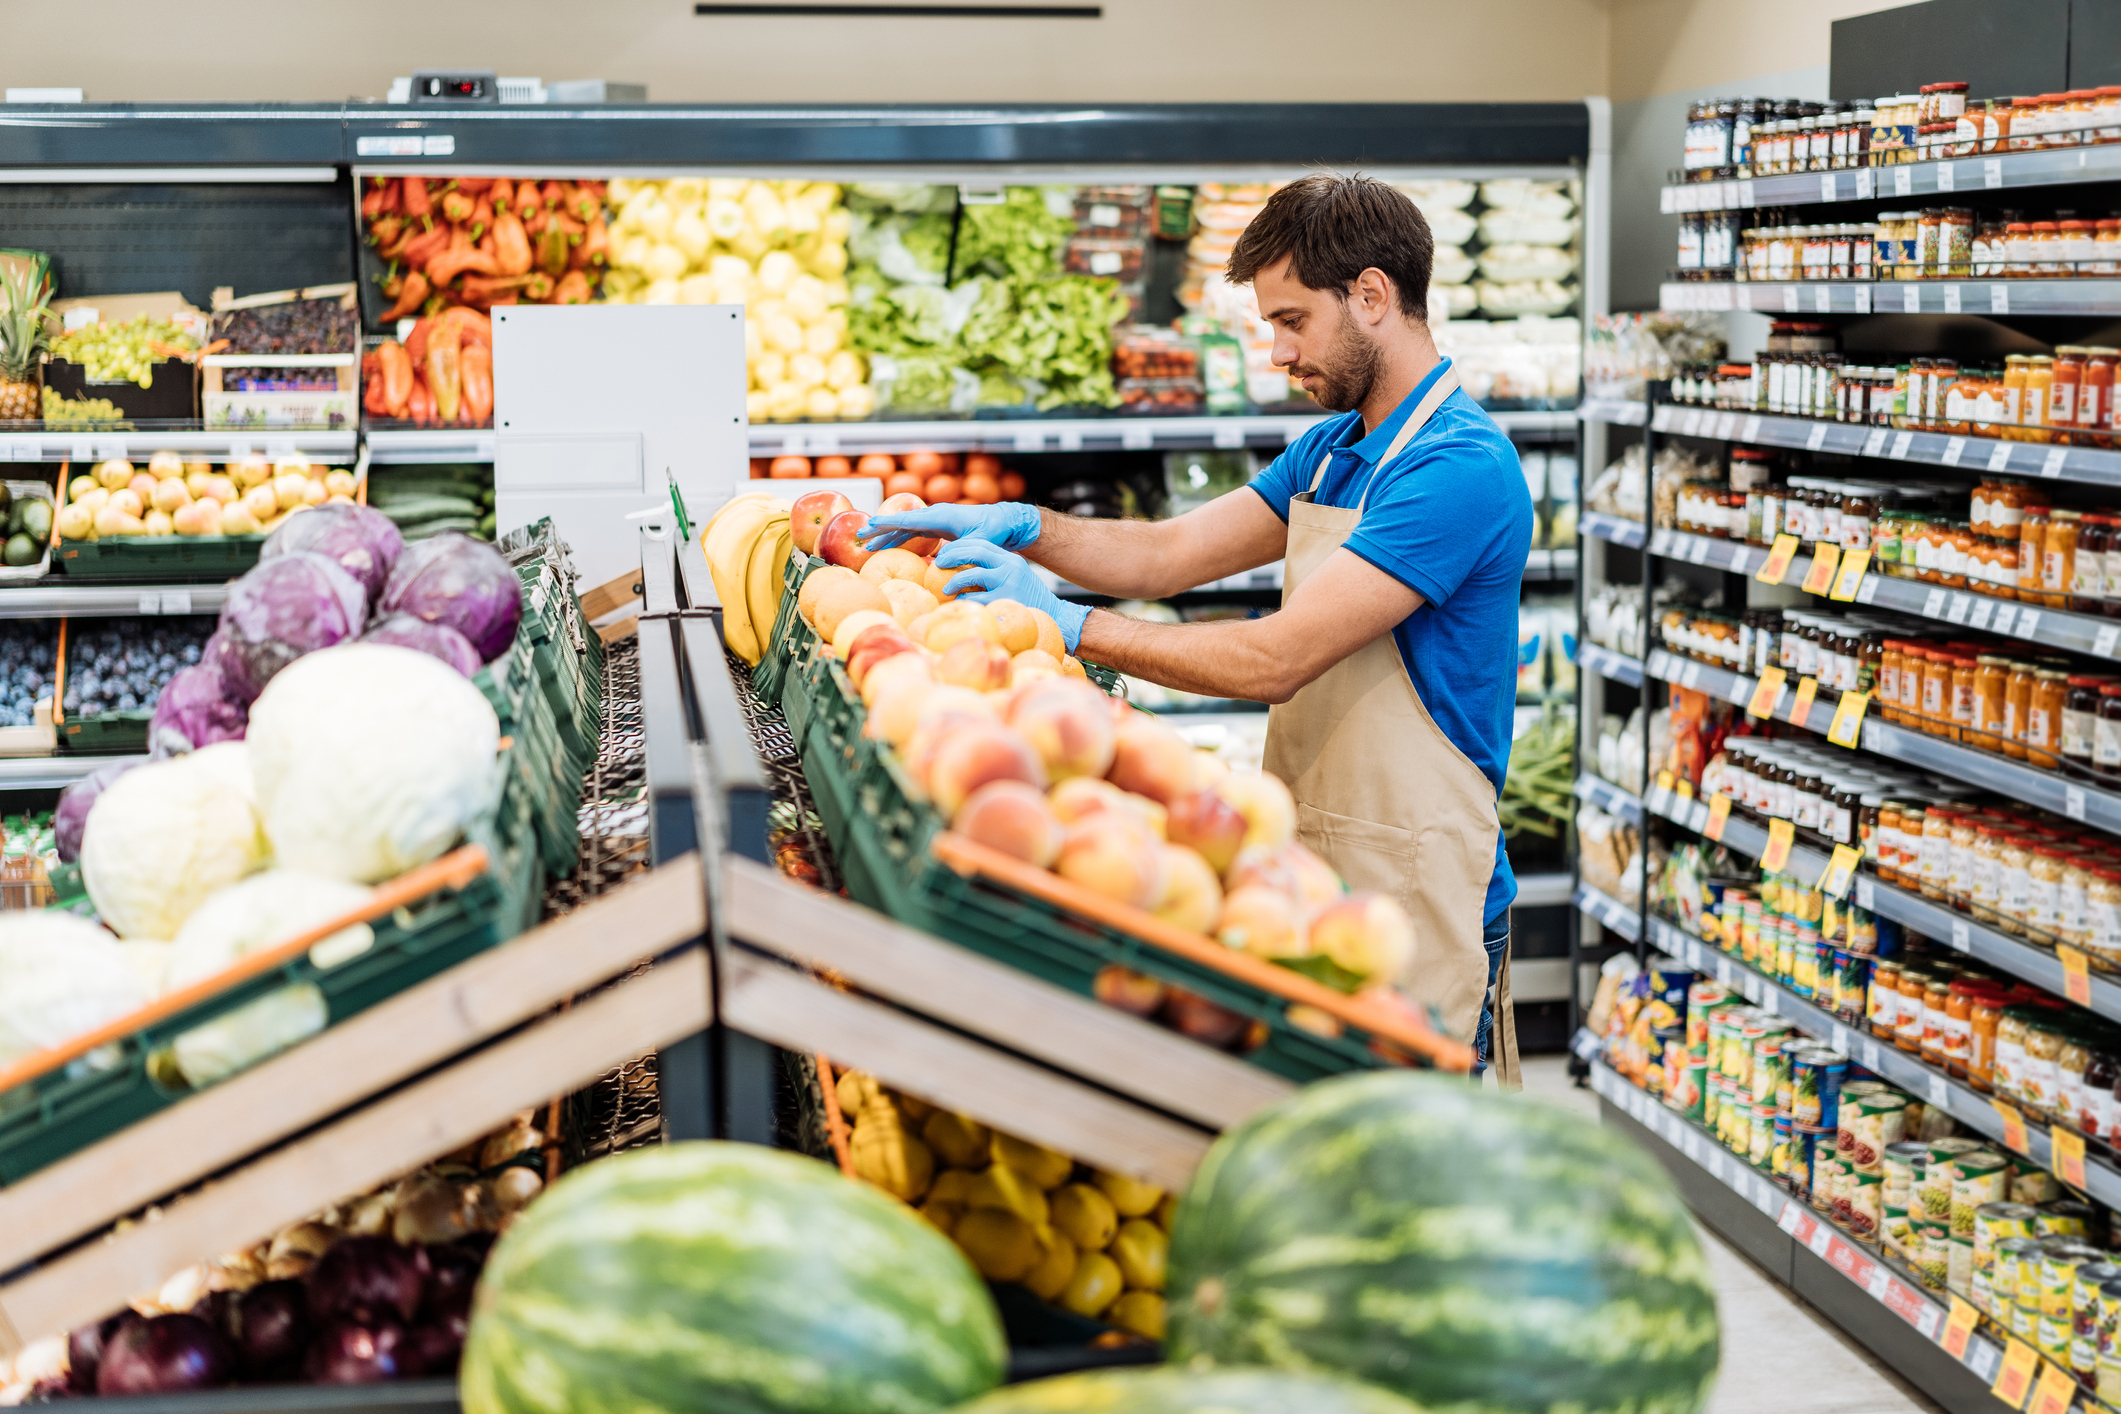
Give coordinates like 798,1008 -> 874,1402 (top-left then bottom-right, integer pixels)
856,500 -> 1041,553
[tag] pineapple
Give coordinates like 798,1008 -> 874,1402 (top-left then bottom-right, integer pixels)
0,264 -> 50,422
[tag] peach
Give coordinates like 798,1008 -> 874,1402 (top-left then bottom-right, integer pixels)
861,547 -> 931,587
923,558 -> 972,602
877,491 -> 940,557
1162,988 -> 1250,1048
989,600 -> 1039,655
845,623 -> 917,688
879,578 -> 939,629
1215,770 -> 1297,851
1093,964 -> 1166,1018
789,489 -> 854,556
954,779 -> 1064,867
923,722 -> 1047,818
1007,678 -> 1117,782
1010,649 -> 1061,687
1189,751 -> 1229,790
128,472 -> 157,501
936,637 -> 1012,692
1154,844 -> 1223,935
797,565 -> 858,628
859,649 -> 933,708
1165,789 -> 1248,877
901,688 -> 1003,777
1055,817 -> 1167,909
1228,842 -> 1343,912
1214,884 -> 1307,959
1048,776 -> 1166,839
924,601 -> 1003,653
810,574 -> 888,642
817,509 -> 875,570
830,609 -> 897,658
1060,655 -> 1088,680
1028,607 -> 1066,661
1308,892 -> 1415,985
867,678 -> 937,748
1106,714 -> 1197,806
906,610 -> 941,645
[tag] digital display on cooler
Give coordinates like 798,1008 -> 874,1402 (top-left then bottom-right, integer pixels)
411,71 -> 498,104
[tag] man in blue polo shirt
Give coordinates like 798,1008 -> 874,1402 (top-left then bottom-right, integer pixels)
860,173 -> 1533,1078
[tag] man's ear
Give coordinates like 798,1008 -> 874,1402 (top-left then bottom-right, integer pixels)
1350,267 -> 1395,325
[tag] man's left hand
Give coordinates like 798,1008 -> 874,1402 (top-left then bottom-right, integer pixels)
934,540 -> 1090,652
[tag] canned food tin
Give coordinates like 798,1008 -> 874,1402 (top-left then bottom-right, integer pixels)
1703,1073 -> 1723,1130
1951,1153 -> 2011,1237
2039,1311 -> 2073,1363
2102,1346 -> 2121,1409
1651,1025 -> 1685,1083
2014,1166 -> 2064,1206
1845,1094 -> 1911,1172
1749,1102 -> 1777,1169
1849,1170 -> 1883,1240
1752,1036 -> 1790,1106
1975,1203 -> 2040,1268
1686,983 -> 1729,1050
1883,1141 -> 1929,1208
1973,1265 -> 1996,1315
1921,1139 -> 1985,1218
1771,1115 -> 1793,1181
1648,960 -> 1695,1029
2098,1278 -> 2121,1364
2073,1262 -> 2120,1374
1813,1153 -> 1849,1214
1920,1221 -> 1953,1291
1885,1206 -> 1914,1259
1949,1234 -> 1975,1296
2044,1241 -> 2106,1318
1997,1236 -> 2046,1321
2040,1201 -> 2097,1239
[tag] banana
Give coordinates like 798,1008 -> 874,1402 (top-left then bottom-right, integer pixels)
722,509 -> 788,665
744,522 -> 793,662
704,498 -> 779,620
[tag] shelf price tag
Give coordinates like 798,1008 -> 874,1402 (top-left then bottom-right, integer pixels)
1800,542 -> 1842,595
1826,690 -> 1870,749
1762,818 -> 1797,873
1704,792 -> 1733,841
2052,1124 -> 2087,1192
1756,533 -> 1800,585
1822,845 -> 1862,900
1747,665 -> 1788,719
1994,1099 -> 2030,1155
2028,1359 -> 2077,1414
1941,1296 -> 1981,1358
1991,1339 -> 2040,1408
1789,676 -> 1820,729
2058,944 -> 2092,1007
1829,549 -> 1871,601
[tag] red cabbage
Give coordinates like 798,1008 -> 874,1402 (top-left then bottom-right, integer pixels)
95,1314 -> 233,1395
377,532 -> 522,664
305,1321 -> 405,1384
260,503 -> 404,601
230,1279 -> 310,1379
361,615 -> 482,678
147,665 -> 249,759
306,1236 -> 429,1326
66,1312 -> 135,1393
54,761 -> 137,864
215,552 -> 368,702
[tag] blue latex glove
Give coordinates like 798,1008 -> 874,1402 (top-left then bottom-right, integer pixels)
856,500 -> 1041,553
934,539 -> 1091,652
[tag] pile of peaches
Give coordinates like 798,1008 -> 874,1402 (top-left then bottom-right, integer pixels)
788,488 -> 1416,1044
751,449 -> 1026,507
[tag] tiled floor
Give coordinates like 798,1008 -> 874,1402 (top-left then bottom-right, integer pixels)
1520,1055 -> 1942,1414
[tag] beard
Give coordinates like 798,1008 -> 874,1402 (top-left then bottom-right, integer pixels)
1288,308 -> 1383,413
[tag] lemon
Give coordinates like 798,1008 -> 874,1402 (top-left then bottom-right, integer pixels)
922,1110 -> 992,1168
1093,1169 -> 1165,1218
917,1199 -> 962,1238
1154,1191 -> 1180,1231
1022,1230 -> 1079,1301
1110,1219 -> 1168,1291
1059,1250 -> 1124,1318
954,1208 -> 1039,1282
1106,1290 -> 1167,1340
896,1092 -> 936,1124
1051,1183 -> 1118,1251
966,1164 -> 1049,1225
993,1133 -> 1074,1190
928,1169 -> 980,1205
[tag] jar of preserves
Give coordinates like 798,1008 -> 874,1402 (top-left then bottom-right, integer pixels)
2029,846 -> 2073,944
1879,641 -> 1907,722
1974,654 -> 2012,751
2004,354 -> 2031,429
2097,222 -> 2121,277
2065,675 -> 2113,771
2089,867 -> 2121,963
2032,221 -> 2066,275
2026,356 -> 2055,437
1950,655 -> 1980,741
1921,807 -> 1957,897
2020,510 -> 2051,597
2030,669 -> 2070,768
2022,1017 -> 2065,1118
1916,209 -> 1945,276
2062,857 -> 2095,946
2074,514 -> 2111,613
1995,478 -> 2028,538
2052,347 -> 2087,430
2084,1038 -> 2118,1136
1842,491 -> 1877,551
1996,1006 -> 2031,1097
1948,811 -> 1981,901
1971,824 -> 2007,920
2083,347 -> 2116,447
1943,207 -> 1976,277
1921,975 -> 1953,1066
2059,1030 -> 2092,1125
1921,651 -> 1953,733
2045,509 -> 2081,606
2000,833 -> 2034,934
2005,221 -> 2037,277
2063,218 -> 2100,274
2004,660 -> 2039,758
1896,967 -> 1930,1052
1943,520 -> 1974,587
2097,684 -> 2121,782
1870,958 -> 1903,1039
1971,990 -> 2005,1092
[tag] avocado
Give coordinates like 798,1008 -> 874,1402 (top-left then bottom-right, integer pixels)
16,498 -> 51,543
5,533 -> 38,567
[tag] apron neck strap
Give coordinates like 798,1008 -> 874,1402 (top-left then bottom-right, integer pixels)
1305,362 -> 1462,506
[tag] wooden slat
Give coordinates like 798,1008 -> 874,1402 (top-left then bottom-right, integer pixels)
0,855 -> 705,1273
578,568 -> 643,622
722,855 -> 1292,1130
0,949 -> 711,1358
722,950 -> 1210,1192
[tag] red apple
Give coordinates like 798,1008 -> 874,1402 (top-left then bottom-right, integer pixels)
790,489 -> 855,556
877,491 -> 939,556
818,509 -> 876,571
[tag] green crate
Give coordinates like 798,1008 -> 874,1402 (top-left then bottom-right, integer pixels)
783,612 -> 1399,1085
55,534 -> 263,581
750,549 -> 814,708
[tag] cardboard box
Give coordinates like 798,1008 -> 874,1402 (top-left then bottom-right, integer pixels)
43,291 -> 206,422
202,285 -> 360,429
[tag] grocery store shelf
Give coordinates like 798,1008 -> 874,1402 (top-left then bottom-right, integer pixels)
1524,547 -> 1577,580
1590,1059 -> 2010,1414
1513,871 -> 1575,908
1573,641 -> 1644,687
1573,770 -> 1644,825
1641,910 -> 2121,1212
1661,144 -> 2121,213
1579,510 -> 1644,549
1649,402 -> 2121,492
0,429 -> 356,464
1660,279 -> 2121,316
0,583 -> 229,618
364,426 -> 496,463
1859,715 -> 2121,832
1577,398 -> 1648,426
1574,881 -> 1641,943
0,754 -> 145,791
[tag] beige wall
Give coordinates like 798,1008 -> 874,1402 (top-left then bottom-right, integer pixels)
1609,0 -> 1922,103
6,0 -> 1611,105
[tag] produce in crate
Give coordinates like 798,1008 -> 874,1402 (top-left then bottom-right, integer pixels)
362,308 -> 495,427
78,742 -> 270,940
56,453 -> 355,542
0,910 -> 148,1067
461,1142 -> 1007,1414
374,531 -> 523,662
699,492 -> 795,666
258,501 -> 403,599
366,464 -> 495,541
0,263 -> 51,422
50,315 -> 199,385
755,450 -> 1025,507
361,176 -> 605,317
951,1368 -> 1431,1414
1165,1071 -> 1721,1414
0,619 -> 55,727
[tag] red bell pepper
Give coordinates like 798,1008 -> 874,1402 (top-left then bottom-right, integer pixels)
515,182 -> 541,220
380,270 -> 432,322
460,344 -> 494,425
407,373 -> 434,425
569,215 -> 610,270
454,177 -> 495,195
398,224 -> 453,273
490,211 -> 533,276
400,177 -> 433,219
551,270 -> 592,305
405,316 -> 431,370
440,188 -> 475,224
427,242 -> 500,289
375,340 -> 415,418
540,179 -> 566,211
468,195 -> 494,240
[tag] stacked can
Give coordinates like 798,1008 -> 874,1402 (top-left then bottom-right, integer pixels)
1997,1237 -> 2048,1341
1947,1152 -> 2011,1294
1645,958 -> 1694,1104
1912,1138 -> 1986,1291
2098,1277 -> 2121,1405
1882,1141 -> 1930,1261
1972,1202 -> 2038,1315
1663,979 -> 1727,1122
2072,1259 -> 2121,1383
2038,1241 -> 2107,1367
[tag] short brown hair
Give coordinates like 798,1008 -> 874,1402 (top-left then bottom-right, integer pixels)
1224,173 -> 1433,322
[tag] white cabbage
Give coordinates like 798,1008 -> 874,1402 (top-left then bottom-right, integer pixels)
246,644 -> 500,883
0,912 -> 148,1066
79,742 -> 271,940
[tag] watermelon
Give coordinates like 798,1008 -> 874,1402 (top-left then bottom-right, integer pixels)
460,1142 -> 1006,1414
948,1367 -> 1427,1412
1165,1072 -> 1719,1414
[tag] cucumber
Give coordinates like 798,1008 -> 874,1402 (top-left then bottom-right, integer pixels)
377,494 -> 481,523
404,516 -> 480,540
369,480 -> 485,502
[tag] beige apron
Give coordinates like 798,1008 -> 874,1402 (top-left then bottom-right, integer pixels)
1262,366 -> 1520,1086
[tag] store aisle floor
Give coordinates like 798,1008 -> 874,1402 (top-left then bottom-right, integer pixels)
1518,1056 -> 1941,1414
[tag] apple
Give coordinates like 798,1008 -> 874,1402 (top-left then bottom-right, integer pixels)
817,509 -> 875,571
877,490 -> 940,556
790,489 -> 855,556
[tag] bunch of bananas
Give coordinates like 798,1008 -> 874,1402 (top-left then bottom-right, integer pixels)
701,491 -> 793,666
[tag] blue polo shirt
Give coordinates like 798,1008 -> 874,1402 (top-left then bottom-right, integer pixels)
1249,359 -> 1533,925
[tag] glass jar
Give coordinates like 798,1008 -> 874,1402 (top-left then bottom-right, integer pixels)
1916,208 -> 1945,277
2004,354 -> 2030,429
1943,520 -> 1974,587
1871,958 -> 1903,1039
1974,654 -> 2012,752
2085,1039 -> 2118,1136
2097,684 -> 2121,783
1880,641 -> 1907,722
2005,221 -> 2037,277
1921,976 -> 1953,1066
1971,825 -> 2006,920
1896,966 -> 1929,1052
2000,833 -> 2034,934
2083,347 -> 2116,447
1950,655 -> 1980,741
2064,675 -> 2111,770
2030,669 -> 2070,768
2062,857 -> 2095,946
2074,515 -> 2111,614
2022,1017 -> 2065,1119
2052,347 -> 2087,431
2029,846 -> 2071,942
2004,661 -> 2038,759
2020,510 -> 2051,597
2032,222 -> 2066,275
2045,510 -> 2082,608
2089,867 -> 2121,963
1996,1007 -> 2031,1097
1922,651 -> 1953,734
1948,810 -> 1981,903
2059,1031 -> 2092,1124
1921,807 -> 1957,897
1943,207 -> 1976,277
1971,990 -> 2005,1092
2026,357 -> 2055,438
2063,218 -> 2100,275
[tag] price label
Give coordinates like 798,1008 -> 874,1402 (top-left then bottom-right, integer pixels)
1789,676 -> 1819,729
1748,665 -> 1788,719
2095,624 -> 2119,659
2066,786 -> 2087,823
1929,1072 -> 1950,1107
1806,422 -> 1828,451
1937,161 -> 1956,193
1993,604 -> 2019,635
1056,427 -> 1084,452
1854,284 -> 1872,314
160,589 -> 191,615
7,442 -> 36,462
2042,446 -> 2068,478
1861,427 -> 1888,457
1951,919 -> 1972,952
1895,167 -> 1914,197
1801,543 -> 1842,595
1969,598 -> 1994,631
1856,573 -> 1880,604
1807,1222 -> 1834,1257
1822,844 -> 1862,899
1944,285 -> 1963,314
1756,535 -> 1799,584
1820,173 -> 1838,202
1890,431 -> 1914,459
1687,535 -> 1711,564
1762,818 -> 1796,873
1943,434 -> 1967,464
2027,1358 -> 2077,1414
1991,283 -> 2010,315
1120,426 -> 1155,450
2052,1124 -> 2088,1191
1830,549 -> 1871,601
135,591 -> 162,615
2015,609 -> 2041,640
1995,1099 -> 2030,1154
1857,876 -> 1876,910
1985,157 -> 2005,188
1827,690 -> 1870,748
1902,285 -> 1922,314
1860,1038 -> 1880,1069
1014,428 -> 1046,453
1923,587 -> 1947,618
1989,439 -> 2013,472
1210,426 -> 1245,450
1942,1296 -> 1981,1358
1866,1264 -> 1894,1299
69,439 -> 94,464
1740,415 -> 1763,444
1704,792 -> 1733,841
1784,287 -> 1801,313
2059,944 -> 2092,1007
1947,592 -> 1972,625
